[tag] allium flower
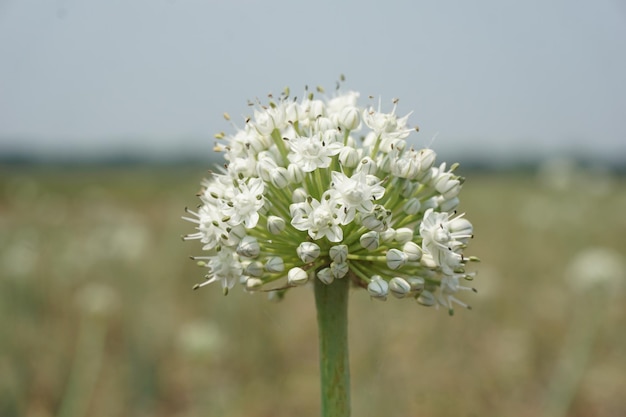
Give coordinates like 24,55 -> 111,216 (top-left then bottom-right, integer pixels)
330,171 -> 385,224
288,133 -> 343,172
184,81 -> 479,314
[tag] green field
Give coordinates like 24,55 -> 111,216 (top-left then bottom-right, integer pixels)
1,164 -> 625,417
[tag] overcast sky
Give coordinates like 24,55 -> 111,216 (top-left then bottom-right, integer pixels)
1,0 -> 625,162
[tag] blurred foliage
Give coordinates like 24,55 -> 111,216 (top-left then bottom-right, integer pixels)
0,163 -> 625,417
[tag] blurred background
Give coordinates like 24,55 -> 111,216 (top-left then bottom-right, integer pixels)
1,1 -> 625,416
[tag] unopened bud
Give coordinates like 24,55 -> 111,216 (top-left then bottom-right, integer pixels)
357,157 -> 377,175
403,198 -> 421,215
367,275 -> 389,300
339,106 -> 360,130
389,277 -> 411,298
339,147 -> 360,168
407,276 -> 425,291
297,242 -> 321,263
330,261 -> 349,279
360,231 -> 379,251
245,277 -> 264,291
270,167 -> 289,189
386,249 -> 408,270
394,227 -> 413,243
292,187 -> 308,203
245,261 -> 264,277
287,164 -> 304,184
237,236 -> 260,258
329,245 -> 348,263
317,267 -> 334,285
380,228 -> 396,242
438,196 -> 460,212
417,290 -> 436,306
403,241 -> 422,261
265,257 -> 285,273
287,267 -> 309,286
267,216 -> 286,234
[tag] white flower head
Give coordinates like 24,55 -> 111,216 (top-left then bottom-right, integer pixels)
184,80 -> 479,314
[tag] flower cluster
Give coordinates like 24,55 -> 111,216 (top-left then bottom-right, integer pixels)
183,82 -> 479,314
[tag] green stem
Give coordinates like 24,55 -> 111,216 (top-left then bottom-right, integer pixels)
541,287 -> 607,417
57,314 -> 108,417
314,275 -> 351,417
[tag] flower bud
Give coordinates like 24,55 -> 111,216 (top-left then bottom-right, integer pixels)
389,277 -> 411,298
297,242 -> 321,263
309,99 -> 325,119
285,101 -> 301,123
360,231 -> 379,251
419,253 -> 437,269
228,223 -> 247,242
378,154 -> 393,173
316,117 -> 334,132
401,180 -> 417,198
403,241 -> 422,261
267,216 -> 286,234
407,276 -> 425,292
403,198 -> 421,215
361,205 -> 391,232
287,267 -> 309,286
434,172 -> 461,200
270,167 -> 289,189
256,155 -> 278,181
394,227 -> 413,244
415,149 -> 436,181
380,228 -> 396,242
449,217 -> 473,243
357,157 -> 377,175
245,277 -> 264,291
245,261 -> 264,277
367,275 -> 389,300
339,106 -> 360,130
317,267 -> 334,285
330,261 -> 349,279
416,290 -> 436,306
329,245 -> 348,263
421,197 -> 438,212
237,236 -> 260,258
386,248 -> 408,270
438,196 -> 459,212
265,256 -> 285,273
254,107 -> 284,135
287,163 -> 304,184
339,147 -> 359,168
292,187 -> 308,203
228,157 -> 256,178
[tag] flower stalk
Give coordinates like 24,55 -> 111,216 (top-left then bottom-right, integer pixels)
315,274 -> 351,417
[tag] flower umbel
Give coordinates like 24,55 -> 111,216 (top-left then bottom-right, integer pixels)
184,81 -> 479,314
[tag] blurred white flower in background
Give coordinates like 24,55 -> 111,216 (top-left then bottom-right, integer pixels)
565,247 -> 625,294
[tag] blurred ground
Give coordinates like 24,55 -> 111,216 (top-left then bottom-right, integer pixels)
1,163 -> 625,417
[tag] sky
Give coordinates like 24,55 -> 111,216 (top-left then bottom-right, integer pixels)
1,0 -> 625,163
